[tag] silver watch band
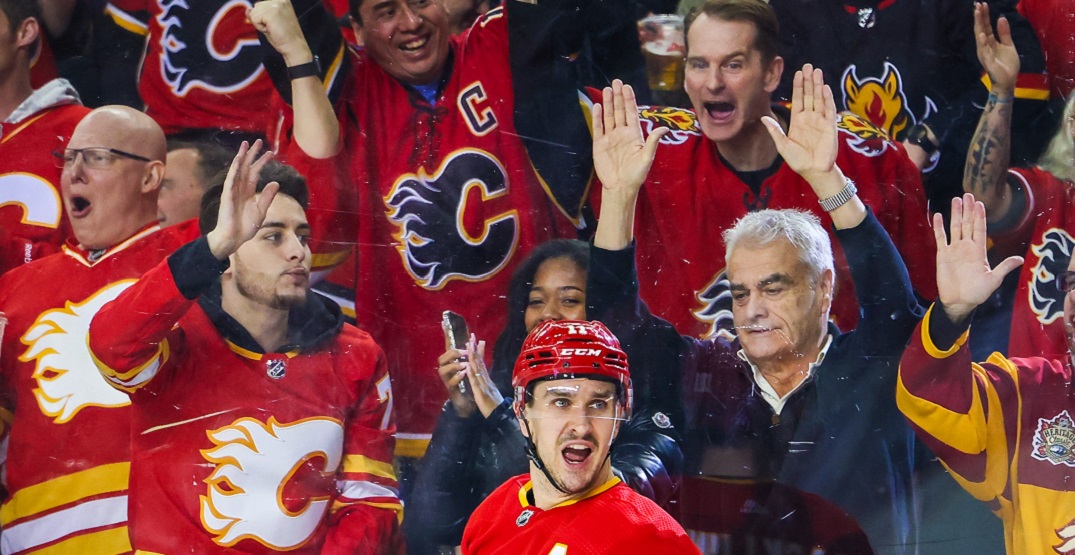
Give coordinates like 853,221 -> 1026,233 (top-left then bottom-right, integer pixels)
818,177 -> 858,212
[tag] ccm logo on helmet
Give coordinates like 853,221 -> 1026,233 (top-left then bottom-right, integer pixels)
558,348 -> 603,356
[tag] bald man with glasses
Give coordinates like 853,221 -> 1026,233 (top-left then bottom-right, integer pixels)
0,106 -> 197,553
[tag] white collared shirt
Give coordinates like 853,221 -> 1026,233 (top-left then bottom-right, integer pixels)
737,335 -> 834,415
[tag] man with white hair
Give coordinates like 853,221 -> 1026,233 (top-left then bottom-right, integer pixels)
588,71 -> 922,552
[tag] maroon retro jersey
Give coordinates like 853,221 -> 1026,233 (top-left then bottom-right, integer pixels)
0,223 -> 192,554
898,305 -> 1075,555
592,107 -> 936,339
285,7 -> 578,456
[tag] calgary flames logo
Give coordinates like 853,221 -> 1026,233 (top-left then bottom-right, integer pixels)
1029,228 -> 1075,325
639,106 -> 699,146
693,270 -> 737,340
158,0 -> 265,97
20,281 -> 134,423
384,149 -> 518,290
841,62 -> 935,141
1057,515 -> 1075,553
200,416 -> 345,549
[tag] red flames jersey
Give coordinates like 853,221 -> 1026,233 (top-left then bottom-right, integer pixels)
592,107 -> 936,338
461,476 -> 699,555
1018,0 -> 1075,99
0,102 -> 88,275
996,167 -> 1075,360
87,247 -> 402,554
103,0 -> 274,134
286,7 -> 577,457
0,224 -> 191,554
898,305 -> 1075,555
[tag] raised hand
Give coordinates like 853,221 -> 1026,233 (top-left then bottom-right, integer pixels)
935,193 -> 1023,322
974,2 -> 1019,93
249,0 -> 313,66
762,64 -> 837,185
206,140 -> 280,260
592,80 -> 668,201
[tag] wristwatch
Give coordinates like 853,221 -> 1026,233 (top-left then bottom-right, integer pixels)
818,177 -> 858,212
287,56 -> 321,81
906,123 -> 939,156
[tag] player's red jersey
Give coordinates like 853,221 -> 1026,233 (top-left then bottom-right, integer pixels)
0,79 -> 88,275
286,7 -> 577,457
0,223 -> 192,554
87,238 -> 402,554
1018,0 -> 1075,98
103,0 -> 274,135
461,475 -> 699,554
995,167 -> 1075,360
898,305 -> 1075,555
592,107 -> 936,338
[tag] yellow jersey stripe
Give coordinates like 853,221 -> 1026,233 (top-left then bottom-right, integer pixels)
32,525 -> 131,555
1,462 -> 129,525
341,455 -> 396,480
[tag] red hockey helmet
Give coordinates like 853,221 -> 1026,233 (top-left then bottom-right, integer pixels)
512,320 -> 632,416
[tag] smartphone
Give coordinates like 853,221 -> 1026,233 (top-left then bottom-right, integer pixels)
441,311 -> 471,395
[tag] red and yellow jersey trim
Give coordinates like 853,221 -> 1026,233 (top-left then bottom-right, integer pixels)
980,74 -> 1050,101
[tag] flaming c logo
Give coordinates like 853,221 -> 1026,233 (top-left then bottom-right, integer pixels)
200,416 -> 344,549
841,62 -> 935,140
20,281 -> 135,423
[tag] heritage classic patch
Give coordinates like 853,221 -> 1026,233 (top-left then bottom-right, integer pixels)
1032,410 -> 1075,467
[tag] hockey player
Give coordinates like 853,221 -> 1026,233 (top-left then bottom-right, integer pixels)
0,0 -> 89,275
249,0 -> 588,463
459,320 -> 699,554
596,0 -> 936,340
893,194 -> 1075,555
0,105 -> 192,553
963,2 -> 1075,361
87,142 -> 403,554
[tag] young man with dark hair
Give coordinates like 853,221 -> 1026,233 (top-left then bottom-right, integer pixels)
0,105 -> 192,553
461,320 -> 698,554
0,0 -> 88,275
157,139 -> 233,228
87,142 -> 403,554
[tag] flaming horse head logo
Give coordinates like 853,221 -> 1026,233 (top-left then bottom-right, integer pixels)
841,62 -> 914,139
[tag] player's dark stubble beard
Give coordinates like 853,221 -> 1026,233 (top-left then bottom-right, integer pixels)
233,253 -> 308,311
520,415 -> 620,496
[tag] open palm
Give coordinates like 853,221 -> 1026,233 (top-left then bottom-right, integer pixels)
592,81 -> 667,198
764,64 -> 838,182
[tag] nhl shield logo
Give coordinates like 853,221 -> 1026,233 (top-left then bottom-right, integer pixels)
516,509 -> 535,527
1032,410 -> 1075,467
266,359 -> 287,380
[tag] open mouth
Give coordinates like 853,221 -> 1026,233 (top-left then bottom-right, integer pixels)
562,444 -> 593,465
400,37 -> 429,52
703,101 -> 735,119
69,196 -> 91,217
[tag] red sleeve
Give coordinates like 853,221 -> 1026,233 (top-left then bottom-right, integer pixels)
321,332 -> 404,554
282,119 -> 358,279
87,252 -> 192,393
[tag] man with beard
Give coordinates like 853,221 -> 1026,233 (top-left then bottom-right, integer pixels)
87,142 -> 403,553
460,320 -> 698,554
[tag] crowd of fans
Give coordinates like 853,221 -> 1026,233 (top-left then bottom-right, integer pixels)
0,0 -> 1073,552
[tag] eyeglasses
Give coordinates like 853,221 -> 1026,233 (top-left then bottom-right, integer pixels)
52,147 -> 154,169
1057,271 -> 1075,293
